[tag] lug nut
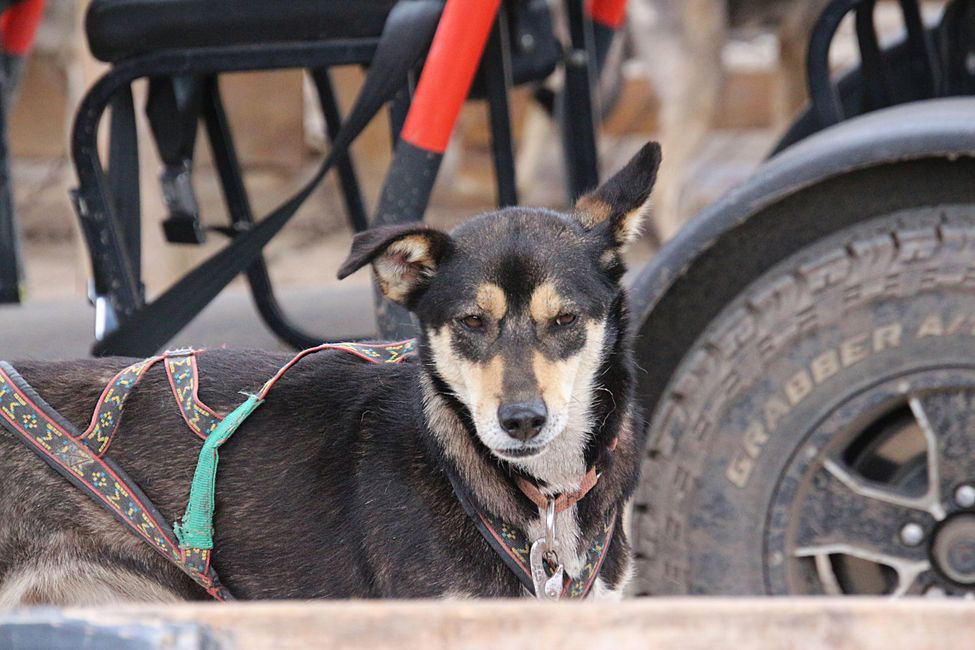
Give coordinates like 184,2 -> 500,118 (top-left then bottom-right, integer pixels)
900,522 -> 925,547
955,484 -> 975,509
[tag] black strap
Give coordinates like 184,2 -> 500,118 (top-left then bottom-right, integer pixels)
107,85 -> 142,285
0,79 -> 19,304
445,468 -> 537,595
93,0 -> 444,356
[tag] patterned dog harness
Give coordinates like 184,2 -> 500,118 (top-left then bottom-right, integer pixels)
0,341 -> 414,601
0,338 -> 614,600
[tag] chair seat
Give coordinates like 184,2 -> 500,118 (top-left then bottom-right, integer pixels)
85,0 -> 398,63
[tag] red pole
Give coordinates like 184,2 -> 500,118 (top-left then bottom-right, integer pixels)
401,0 -> 502,155
0,0 -> 45,56
587,0 -> 627,29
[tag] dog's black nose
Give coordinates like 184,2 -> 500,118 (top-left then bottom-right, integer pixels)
498,401 -> 548,441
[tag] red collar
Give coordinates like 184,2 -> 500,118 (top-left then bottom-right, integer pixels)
513,437 -> 617,514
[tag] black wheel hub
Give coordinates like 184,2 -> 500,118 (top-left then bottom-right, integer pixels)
766,369 -> 975,596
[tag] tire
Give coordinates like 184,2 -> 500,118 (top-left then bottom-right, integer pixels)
632,203 -> 975,595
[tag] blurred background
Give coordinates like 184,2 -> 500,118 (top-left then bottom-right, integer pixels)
1,0 -> 949,356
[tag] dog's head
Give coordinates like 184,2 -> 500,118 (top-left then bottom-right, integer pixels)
339,143 -> 660,475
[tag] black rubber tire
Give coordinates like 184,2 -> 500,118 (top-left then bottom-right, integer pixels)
632,203 -> 975,595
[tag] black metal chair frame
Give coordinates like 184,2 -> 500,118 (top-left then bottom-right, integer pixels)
0,92 -> 17,304
71,1 -> 604,355
806,0 -> 943,127
73,39 -> 379,348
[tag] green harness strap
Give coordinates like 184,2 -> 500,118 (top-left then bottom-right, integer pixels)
174,394 -> 263,550
172,340 -> 415,553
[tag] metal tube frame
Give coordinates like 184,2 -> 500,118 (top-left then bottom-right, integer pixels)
71,40 -> 379,351
0,91 -> 18,304
72,0 -> 608,351
483,8 -> 518,209
807,0 -> 940,127
560,0 -> 601,201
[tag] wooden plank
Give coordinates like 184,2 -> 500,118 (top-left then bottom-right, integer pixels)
27,598 -> 975,650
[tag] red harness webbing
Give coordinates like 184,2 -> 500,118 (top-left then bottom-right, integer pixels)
79,356 -> 161,456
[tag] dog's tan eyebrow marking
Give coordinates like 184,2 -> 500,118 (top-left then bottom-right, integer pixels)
476,283 -> 507,320
529,281 -> 565,322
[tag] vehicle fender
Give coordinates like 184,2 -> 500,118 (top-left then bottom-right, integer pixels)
625,97 -> 975,423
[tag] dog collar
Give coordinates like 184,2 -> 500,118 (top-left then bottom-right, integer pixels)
513,436 -> 618,514
514,466 -> 600,514
445,460 -> 618,600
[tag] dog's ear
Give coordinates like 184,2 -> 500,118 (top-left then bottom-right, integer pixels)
575,141 -> 661,248
337,223 -> 450,305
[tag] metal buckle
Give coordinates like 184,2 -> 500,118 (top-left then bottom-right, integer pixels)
160,162 -> 205,244
88,280 -> 118,341
530,498 -> 564,600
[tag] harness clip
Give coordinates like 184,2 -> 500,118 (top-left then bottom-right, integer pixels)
530,498 -> 564,600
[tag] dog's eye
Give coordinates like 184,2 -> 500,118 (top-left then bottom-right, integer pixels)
460,315 -> 485,330
553,313 -> 577,327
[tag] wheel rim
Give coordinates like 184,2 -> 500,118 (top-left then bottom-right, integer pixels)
766,368 -> 975,596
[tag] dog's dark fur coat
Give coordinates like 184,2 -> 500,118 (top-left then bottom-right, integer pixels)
0,143 -> 661,604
